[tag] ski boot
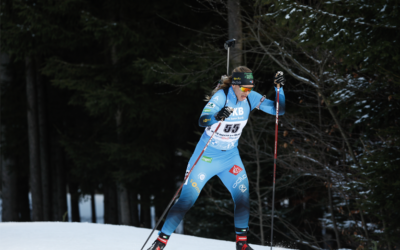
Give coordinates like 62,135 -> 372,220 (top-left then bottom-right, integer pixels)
147,232 -> 170,250
236,235 -> 254,250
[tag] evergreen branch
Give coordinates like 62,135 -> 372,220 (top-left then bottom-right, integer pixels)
291,2 -> 399,30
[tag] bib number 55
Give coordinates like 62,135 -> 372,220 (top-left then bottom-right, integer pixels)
224,123 -> 241,133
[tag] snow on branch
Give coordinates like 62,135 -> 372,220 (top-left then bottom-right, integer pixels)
292,2 -> 398,30
250,33 -> 319,88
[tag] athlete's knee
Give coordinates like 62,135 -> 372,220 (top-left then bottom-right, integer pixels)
172,196 -> 196,213
234,194 -> 249,207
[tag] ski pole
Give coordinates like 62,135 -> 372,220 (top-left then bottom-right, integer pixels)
270,76 -> 281,250
140,121 -> 224,250
224,39 -> 236,75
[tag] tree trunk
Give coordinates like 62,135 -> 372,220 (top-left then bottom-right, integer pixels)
1,52 -> 19,222
111,40 -> 132,225
1,155 -> 19,221
69,182 -> 80,222
36,55 -> 51,221
227,0 -> 243,68
51,136 -> 60,220
327,179 -> 341,249
91,191 -> 97,223
130,191 -> 139,226
51,136 -> 68,221
25,55 -> 43,221
115,108 -> 131,225
57,144 -> 68,221
104,183 -> 118,224
140,194 -> 151,228
17,173 -> 31,221
118,184 -> 131,225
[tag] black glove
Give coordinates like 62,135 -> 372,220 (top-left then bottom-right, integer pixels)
215,107 -> 233,121
274,71 -> 285,86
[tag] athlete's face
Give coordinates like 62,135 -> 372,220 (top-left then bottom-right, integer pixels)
232,85 -> 254,101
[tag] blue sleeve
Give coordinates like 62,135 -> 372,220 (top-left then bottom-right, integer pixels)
198,90 -> 226,127
248,87 -> 285,115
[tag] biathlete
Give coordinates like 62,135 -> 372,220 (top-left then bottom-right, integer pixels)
148,66 -> 286,250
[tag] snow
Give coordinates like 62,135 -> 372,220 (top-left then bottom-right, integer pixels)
354,114 -> 369,124
0,222 -> 293,250
1,197 -> 291,249
332,89 -> 356,104
299,27 -> 309,37
333,29 -> 346,37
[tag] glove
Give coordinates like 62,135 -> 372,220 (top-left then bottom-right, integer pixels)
274,71 -> 285,86
215,107 -> 233,121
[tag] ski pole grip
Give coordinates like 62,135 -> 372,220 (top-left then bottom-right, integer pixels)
224,39 -> 236,50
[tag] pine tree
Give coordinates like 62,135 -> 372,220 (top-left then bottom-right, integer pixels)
259,0 -> 400,248
40,0 -> 224,226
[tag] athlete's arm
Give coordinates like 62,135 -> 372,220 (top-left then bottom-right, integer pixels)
248,87 -> 285,115
198,90 -> 226,127
199,113 -> 218,127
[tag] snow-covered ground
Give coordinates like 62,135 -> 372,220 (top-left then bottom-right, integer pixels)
0,222 -> 293,250
1,196 -> 286,249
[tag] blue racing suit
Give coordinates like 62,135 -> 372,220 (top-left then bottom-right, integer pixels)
160,86 -> 285,236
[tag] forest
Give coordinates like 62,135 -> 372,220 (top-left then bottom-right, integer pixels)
1,0 -> 399,249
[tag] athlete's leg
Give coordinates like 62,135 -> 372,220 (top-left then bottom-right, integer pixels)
160,144 -> 218,235
217,151 -> 250,235
159,177 -> 202,235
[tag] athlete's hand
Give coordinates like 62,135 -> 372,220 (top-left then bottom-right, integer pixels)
274,71 -> 285,87
215,107 -> 233,121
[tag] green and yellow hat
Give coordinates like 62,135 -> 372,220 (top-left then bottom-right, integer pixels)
231,72 -> 254,85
